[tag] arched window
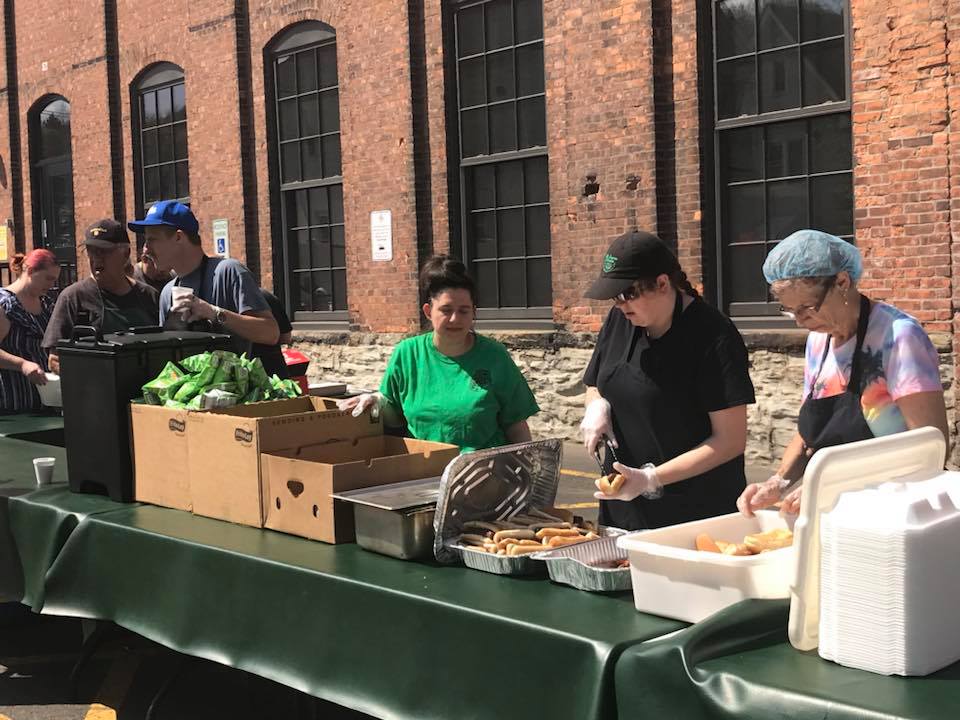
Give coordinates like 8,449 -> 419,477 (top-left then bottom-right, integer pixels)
268,22 -> 346,320
132,63 -> 189,214
28,95 -> 77,285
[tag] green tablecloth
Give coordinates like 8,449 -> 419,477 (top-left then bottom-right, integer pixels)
615,599 -> 960,720
9,492 -> 683,720
0,412 -> 64,442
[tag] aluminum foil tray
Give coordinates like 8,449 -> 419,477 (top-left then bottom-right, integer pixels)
532,535 -> 632,592
433,439 -> 563,569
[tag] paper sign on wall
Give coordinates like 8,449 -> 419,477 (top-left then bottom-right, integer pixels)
0,225 -> 7,263
213,219 -> 229,257
371,210 -> 392,261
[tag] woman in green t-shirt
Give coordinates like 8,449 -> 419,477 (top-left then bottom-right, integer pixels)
337,256 -> 539,452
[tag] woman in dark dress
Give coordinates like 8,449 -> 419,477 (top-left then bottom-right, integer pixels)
0,249 -> 59,412
580,231 -> 756,530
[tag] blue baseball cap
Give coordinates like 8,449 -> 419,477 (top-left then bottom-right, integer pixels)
128,200 -> 199,235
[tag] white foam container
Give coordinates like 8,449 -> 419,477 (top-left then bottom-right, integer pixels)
617,510 -> 795,623
36,373 -> 62,407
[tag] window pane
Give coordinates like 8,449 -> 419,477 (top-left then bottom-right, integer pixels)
309,186 -> 330,225
473,260 -> 498,306
728,243 -> 769,303
716,0 -> 756,59
295,230 -> 310,269
332,269 -> 347,310
801,0 -> 843,41
295,271 -> 312,311
457,4 -> 484,58
472,211 -> 497,258
517,96 -> 546,149
173,123 -> 188,161
276,55 -> 297,98
498,260 -> 524,306
285,225 -> 304,269
489,103 -> 517,153
810,113 -> 851,173
144,167 -> 160,203
299,95 -> 320,137
525,205 -> 550,255
157,125 -> 174,163
301,138 -> 322,180
765,120 -> 806,178
281,142 -> 299,183
461,107 -> 488,158
157,87 -> 173,124
524,156 -> 549,204
313,271 -> 333,311
759,48 -> 800,113
726,184 -> 764,245
485,0 -> 513,51
720,126 -> 762,183
311,226 -> 331,267
297,50 -> 318,93
516,44 -> 544,96
331,226 -> 345,267
320,89 -> 340,133
810,173 -> 852,236
279,99 -> 298,141
717,58 -> 757,119
318,44 -> 338,89
329,185 -> 344,223
175,162 -> 189,199
142,128 -> 158,166
487,50 -> 515,103
172,83 -> 186,122
322,135 -> 341,177
160,164 -> 176,200
470,165 -> 496,209
459,56 -> 486,108
293,189 -> 309,228
527,257 -> 551,306
496,160 -> 524,206
515,0 -> 543,43
802,39 -> 845,105
758,0 -> 798,50
498,208 -> 524,257
142,92 -> 157,128
767,179 -> 807,240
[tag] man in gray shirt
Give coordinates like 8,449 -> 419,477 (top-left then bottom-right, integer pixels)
128,201 -> 278,353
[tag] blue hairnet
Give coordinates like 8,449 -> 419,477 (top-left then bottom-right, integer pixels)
762,229 -> 862,284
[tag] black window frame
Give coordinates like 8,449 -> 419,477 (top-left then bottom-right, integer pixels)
451,0 -> 553,324
711,0 -> 853,327
267,22 -> 348,325
131,63 -> 190,219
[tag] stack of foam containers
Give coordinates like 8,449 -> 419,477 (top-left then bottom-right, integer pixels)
818,473 -> 960,676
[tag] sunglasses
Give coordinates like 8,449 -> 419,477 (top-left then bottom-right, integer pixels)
613,284 -> 642,303
778,276 -> 835,317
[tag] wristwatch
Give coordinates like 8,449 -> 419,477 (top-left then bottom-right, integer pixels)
212,305 -> 226,326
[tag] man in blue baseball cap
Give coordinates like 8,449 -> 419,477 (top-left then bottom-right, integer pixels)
129,200 -> 278,350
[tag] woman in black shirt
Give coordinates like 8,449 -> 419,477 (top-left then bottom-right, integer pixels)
581,231 -> 756,530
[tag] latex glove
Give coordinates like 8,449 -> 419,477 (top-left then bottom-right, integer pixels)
594,461 -> 662,501
580,398 -> 616,455
21,360 -> 47,385
737,473 -> 790,518
336,392 -> 384,419
171,294 -> 216,323
780,485 -> 802,516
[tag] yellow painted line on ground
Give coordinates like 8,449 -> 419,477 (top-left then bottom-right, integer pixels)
559,468 -> 597,479
83,654 -> 141,720
555,501 -> 599,509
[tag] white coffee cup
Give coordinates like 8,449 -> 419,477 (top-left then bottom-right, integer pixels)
33,457 -> 56,487
171,286 -> 194,319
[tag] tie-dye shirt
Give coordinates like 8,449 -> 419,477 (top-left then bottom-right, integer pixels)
803,302 -> 942,437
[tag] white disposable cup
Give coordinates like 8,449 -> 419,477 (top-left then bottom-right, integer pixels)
33,457 -> 56,487
171,286 -> 194,319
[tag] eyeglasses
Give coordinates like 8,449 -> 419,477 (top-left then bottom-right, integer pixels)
778,277 -> 835,317
613,284 -> 642,303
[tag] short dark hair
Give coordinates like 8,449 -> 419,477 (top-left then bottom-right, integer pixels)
158,225 -> 201,246
419,255 -> 477,305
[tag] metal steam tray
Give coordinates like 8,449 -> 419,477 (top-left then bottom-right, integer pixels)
532,534 -> 632,593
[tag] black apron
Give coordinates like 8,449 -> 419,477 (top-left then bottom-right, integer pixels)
597,292 -> 747,530
797,294 -> 874,455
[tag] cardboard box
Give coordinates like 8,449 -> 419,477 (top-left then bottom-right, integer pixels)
263,436 -> 459,543
188,397 -> 382,527
131,403 -> 202,511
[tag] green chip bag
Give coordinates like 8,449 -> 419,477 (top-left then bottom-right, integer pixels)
173,379 -> 203,403
180,353 -> 209,373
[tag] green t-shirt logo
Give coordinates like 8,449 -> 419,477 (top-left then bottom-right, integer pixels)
471,368 -> 492,389
603,254 -> 617,273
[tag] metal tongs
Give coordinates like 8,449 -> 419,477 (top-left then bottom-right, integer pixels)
592,434 -> 620,475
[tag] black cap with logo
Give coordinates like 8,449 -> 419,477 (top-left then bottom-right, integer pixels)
84,218 -> 130,249
584,230 -> 681,300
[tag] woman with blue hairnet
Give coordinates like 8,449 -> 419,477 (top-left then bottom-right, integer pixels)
738,229 -> 948,516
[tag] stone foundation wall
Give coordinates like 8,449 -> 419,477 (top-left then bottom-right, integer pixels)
294,330 -> 957,469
